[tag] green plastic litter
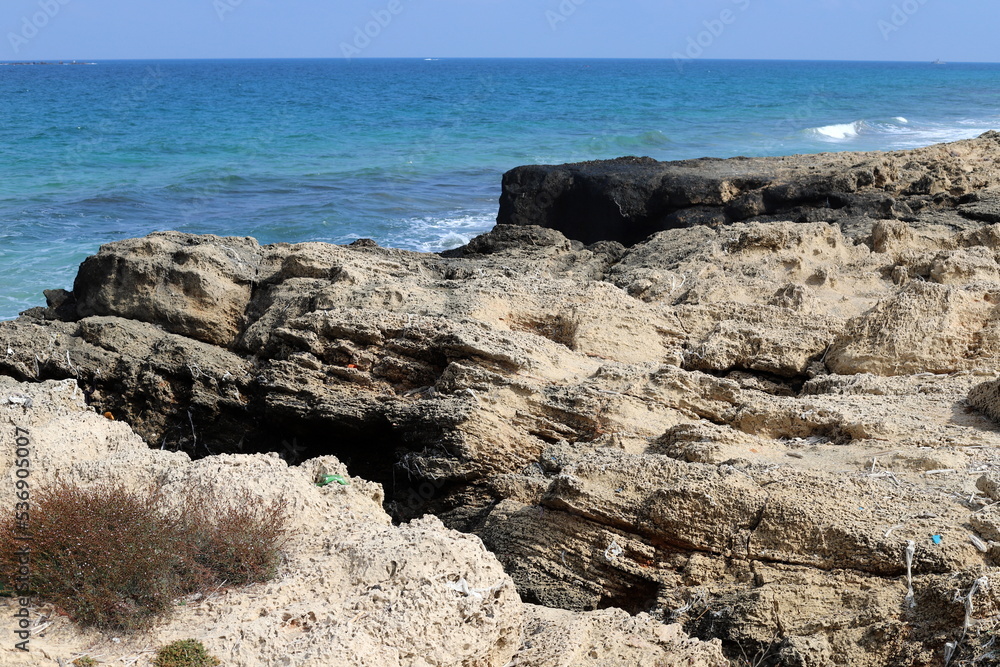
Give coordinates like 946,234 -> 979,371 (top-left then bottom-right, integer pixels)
317,474 -> 349,487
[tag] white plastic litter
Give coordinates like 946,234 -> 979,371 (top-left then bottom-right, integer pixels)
604,539 -> 624,563
904,540 -> 916,608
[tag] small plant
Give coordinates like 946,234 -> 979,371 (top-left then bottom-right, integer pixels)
184,487 -> 289,586
0,481 -> 289,633
726,634 -> 781,667
152,639 -> 220,667
0,483 -> 187,632
72,657 -> 99,667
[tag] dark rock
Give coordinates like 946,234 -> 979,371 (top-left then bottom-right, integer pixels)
497,130 -> 1000,245
446,224 -> 575,257
960,195 -> 1000,223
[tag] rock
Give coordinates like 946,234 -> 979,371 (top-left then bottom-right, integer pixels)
959,193 -> 1000,223
969,380 -> 1000,425
498,131 -> 1000,245
73,232 -> 262,347
828,282 -> 1000,376
0,376 -> 725,667
515,606 -> 728,667
977,472 -> 1000,501
9,135 -> 1000,664
970,505 -> 1000,542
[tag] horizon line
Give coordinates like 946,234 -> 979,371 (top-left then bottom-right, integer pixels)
1,56 -> 994,65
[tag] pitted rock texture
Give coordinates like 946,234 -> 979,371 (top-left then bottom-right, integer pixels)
7,135 -> 1000,665
0,377 -> 725,667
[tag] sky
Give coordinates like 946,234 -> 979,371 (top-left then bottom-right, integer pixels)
2,0 -> 996,62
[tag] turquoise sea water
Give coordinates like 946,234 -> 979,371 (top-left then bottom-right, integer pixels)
2,58 -> 1000,319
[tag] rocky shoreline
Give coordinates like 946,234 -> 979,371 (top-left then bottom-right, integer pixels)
5,133 -> 1000,665
499,131 -> 1000,245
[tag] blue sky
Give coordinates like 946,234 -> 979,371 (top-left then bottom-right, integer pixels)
3,0 -> 996,62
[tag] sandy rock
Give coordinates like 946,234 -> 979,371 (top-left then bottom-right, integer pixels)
0,377 -> 721,666
828,282 -> 1000,375
8,135 -> 1000,665
969,379 -> 1000,425
73,233 -> 262,347
510,606 -> 728,667
977,471 -> 1000,501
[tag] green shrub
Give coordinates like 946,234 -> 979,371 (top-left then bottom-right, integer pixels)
152,639 -> 221,667
72,657 -> 99,667
0,481 -> 289,633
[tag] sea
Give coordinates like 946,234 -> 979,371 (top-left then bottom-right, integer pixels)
2,58 -> 1000,319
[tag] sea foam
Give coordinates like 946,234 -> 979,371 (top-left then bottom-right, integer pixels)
811,122 -> 861,140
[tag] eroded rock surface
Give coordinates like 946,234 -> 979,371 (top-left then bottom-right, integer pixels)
5,135 -> 1000,665
0,378 -> 725,666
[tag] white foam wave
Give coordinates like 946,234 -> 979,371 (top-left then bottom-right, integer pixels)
811,122 -> 860,140
398,214 -> 495,253
804,116 -> 990,147
891,125 -> 992,147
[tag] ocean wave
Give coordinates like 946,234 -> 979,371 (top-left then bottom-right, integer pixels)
810,122 -> 862,140
804,116 -> 989,147
807,118 -> 910,140
388,214 -> 494,253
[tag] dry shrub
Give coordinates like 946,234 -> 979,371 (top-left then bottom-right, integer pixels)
0,481 -> 289,633
183,487 -> 289,586
0,483 -> 184,632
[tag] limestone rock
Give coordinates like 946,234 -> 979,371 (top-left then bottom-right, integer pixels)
0,377 -> 724,667
73,232 -> 262,347
9,135 -> 1000,665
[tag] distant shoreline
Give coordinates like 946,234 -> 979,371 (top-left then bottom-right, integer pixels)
0,61 -> 96,66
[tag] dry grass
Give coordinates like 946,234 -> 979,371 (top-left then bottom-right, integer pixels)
0,481 -> 289,633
